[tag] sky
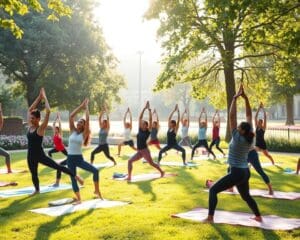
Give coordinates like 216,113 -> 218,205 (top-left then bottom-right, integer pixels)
93,0 -> 162,94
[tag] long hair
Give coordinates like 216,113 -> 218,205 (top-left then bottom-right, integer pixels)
31,109 -> 41,118
239,122 -> 254,144
80,118 -> 91,146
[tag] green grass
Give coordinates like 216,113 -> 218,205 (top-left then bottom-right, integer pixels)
0,147 -> 299,240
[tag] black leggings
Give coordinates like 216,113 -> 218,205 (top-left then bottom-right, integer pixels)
209,137 -> 224,155
48,148 -> 68,158
208,167 -> 260,216
90,144 -> 115,163
247,149 -> 270,184
27,153 -> 74,191
158,144 -> 186,163
191,140 -> 216,159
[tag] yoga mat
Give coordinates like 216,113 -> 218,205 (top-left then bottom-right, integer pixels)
113,172 -> 177,182
284,171 -> 298,175
93,162 -> 115,169
0,169 -> 27,174
0,184 -> 74,198
203,189 -> 300,200
193,154 -> 225,161
49,198 -> 75,206
30,199 -> 130,216
260,162 -> 282,167
172,208 -> 300,230
159,161 -> 200,167
0,182 -> 18,187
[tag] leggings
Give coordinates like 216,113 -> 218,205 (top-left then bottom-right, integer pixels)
178,136 -> 193,149
208,167 -> 260,216
158,144 -> 186,163
67,154 -> 99,192
90,144 -> 115,163
48,148 -> 68,158
0,147 -> 10,164
209,137 -> 224,155
191,140 -> 216,159
27,153 -> 75,192
247,149 -> 270,184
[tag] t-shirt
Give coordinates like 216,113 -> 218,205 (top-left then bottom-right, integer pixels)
167,129 -> 177,146
228,129 -> 251,168
53,134 -> 65,151
137,128 -> 150,150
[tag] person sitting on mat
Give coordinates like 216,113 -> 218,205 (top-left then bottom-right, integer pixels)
205,84 -> 262,223
255,103 -> 275,165
158,104 -> 186,165
117,108 -> 137,156
209,110 -> 225,158
126,101 -> 164,181
0,103 -> 12,173
90,105 -> 116,165
178,108 -> 193,149
191,108 -> 216,160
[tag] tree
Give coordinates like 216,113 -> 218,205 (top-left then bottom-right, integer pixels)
0,0 -> 125,112
145,0 -> 299,141
0,0 -> 71,38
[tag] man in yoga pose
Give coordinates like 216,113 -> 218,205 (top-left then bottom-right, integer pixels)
90,106 -> 116,165
205,84 -> 262,223
126,102 -> 164,181
158,104 -> 186,165
27,88 -> 83,196
191,108 -> 216,160
117,108 -> 137,156
255,103 -> 275,164
0,103 -> 12,173
209,110 -> 225,158
178,108 -> 193,149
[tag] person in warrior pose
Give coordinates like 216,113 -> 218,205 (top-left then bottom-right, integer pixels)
178,108 -> 193,149
205,84 -> 262,223
209,110 -> 225,157
148,109 -> 162,151
126,102 -> 164,181
255,103 -> 275,165
67,99 -> 102,204
27,88 -> 82,196
90,106 -> 116,165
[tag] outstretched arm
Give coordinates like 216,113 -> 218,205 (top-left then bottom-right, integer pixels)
175,106 -> 180,133
123,108 -> 129,128
262,104 -> 267,130
203,109 -> 207,128
69,100 -> 85,132
27,89 -> 42,125
83,99 -> 90,140
240,85 -> 252,125
212,110 -> 217,127
139,102 -> 149,128
99,110 -> 104,129
128,108 -> 132,130
168,104 -> 177,128
153,109 -> 160,129
181,109 -> 186,125
229,85 -> 243,131
57,113 -> 62,136
198,108 -> 204,127
37,88 -> 51,136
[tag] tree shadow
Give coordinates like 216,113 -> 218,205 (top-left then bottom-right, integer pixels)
128,179 -> 157,201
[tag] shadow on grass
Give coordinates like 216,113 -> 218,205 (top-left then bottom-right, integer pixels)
129,179 -> 157,201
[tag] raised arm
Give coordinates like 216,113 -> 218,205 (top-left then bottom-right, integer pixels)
69,100 -> 85,132
203,109 -> 207,128
139,102 -> 148,128
57,113 -> 62,136
99,110 -> 104,129
212,110 -> 217,127
240,86 -> 252,125
168,105 -> 177,128
37,88 -> 51,136
27,89 -> 42,125
198,108 -> 204,127
128,108 -> 132,130
153,109 -> 160,129
83,99 -> 90,140
255,105 -> 260,128
106,110 -> 110,132
261,104 -> 267,130
123,108 -> 128,128
181,109 -> 186,125
175,106 -> 180,133
186,108 -> 190,127
0,103 -> 3,130
52,113 -> 58,134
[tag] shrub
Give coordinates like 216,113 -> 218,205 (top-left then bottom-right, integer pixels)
0,135 -> 53,150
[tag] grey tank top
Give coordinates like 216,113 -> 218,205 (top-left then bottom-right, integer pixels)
150,128 -> 158,140
99,128 -> 108,145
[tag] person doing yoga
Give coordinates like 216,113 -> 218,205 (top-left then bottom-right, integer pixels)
209,110 -> 225,157
148,109 -> 162,151
178,108 -> 193,149
205,84 -> 262,223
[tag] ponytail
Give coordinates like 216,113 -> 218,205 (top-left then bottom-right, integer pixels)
239,122 -> 254,144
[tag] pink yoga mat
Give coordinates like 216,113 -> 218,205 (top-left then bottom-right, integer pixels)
0,182 -> 18,187
0,169 -> 27,174
172,208 -> 300,230
113,173 -> 177,182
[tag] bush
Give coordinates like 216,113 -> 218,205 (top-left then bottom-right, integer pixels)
0,135 -> 53,150
265,138 -> 300,153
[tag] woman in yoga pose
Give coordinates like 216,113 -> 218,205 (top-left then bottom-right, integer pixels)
27,88 -> 82,196
255,103 -> 275,164
158,104 -> 186,165
209,110 -> 225,157
0,103 -> 12,173
117,108 -> 136,156
90,106 -> 116,165
191,108 -> 216,160
67,99 -> 102,204
148,109 -> 162,151
205,84 -> 262,223
127,102 -> 164,181
178,108 -> 193,149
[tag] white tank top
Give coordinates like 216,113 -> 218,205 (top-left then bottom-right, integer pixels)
181,126 -> 189,138
124,128 -> 131,141
68,131 -> 83,155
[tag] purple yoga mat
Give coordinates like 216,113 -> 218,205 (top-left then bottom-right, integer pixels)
113,172 -> 177,182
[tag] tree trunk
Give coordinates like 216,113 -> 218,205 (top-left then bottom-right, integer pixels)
285,94 -> 294,125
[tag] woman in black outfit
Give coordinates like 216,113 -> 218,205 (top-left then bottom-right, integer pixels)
27,88 -> 83,196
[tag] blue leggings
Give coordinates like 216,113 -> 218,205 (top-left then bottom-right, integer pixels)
67,154 -> 99,192
247,149 -> 270,184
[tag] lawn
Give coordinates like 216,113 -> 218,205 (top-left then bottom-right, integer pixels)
0,146 -> 299,240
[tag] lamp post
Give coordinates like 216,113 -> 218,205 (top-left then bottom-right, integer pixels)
137,50 -> 143,112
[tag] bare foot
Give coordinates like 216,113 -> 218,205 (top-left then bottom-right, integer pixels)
76,176 -> 84,186
29,191 -> 40,197
72,200 -> 81,205
268,189 -> 274,195
203,215 -> 214,223
7,170 -> 12,174
251,216 -> 263,222
125,177 -> 131,182
94,191 -> 103,200
160,171 -> 165,178
113,161 -> 117,166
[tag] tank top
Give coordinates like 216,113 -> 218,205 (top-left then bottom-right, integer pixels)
181,126 -> 189,138
68,131 -> 83,155
255,128 -> 265,143
167,129 -> 177,146
212,126 -> 219,140
198,127 -> 207,140
124,128 -> 131,141
150,128 -> 158,140
137,128 -> 150,150
27,128 -> 44,157
53,134 -> 65,151
99,128 -> 108,145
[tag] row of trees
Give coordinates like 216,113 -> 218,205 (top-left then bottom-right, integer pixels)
146,0 -> 300,140
0,0 -> 125,113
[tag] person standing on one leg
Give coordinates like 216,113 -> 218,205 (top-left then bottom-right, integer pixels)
178,108 -> 193,149
27,88 -> 83,196
90,105 -> 116,165
205,84 -> 262,223
255,103 -> 275,165
127,101 -> 164,181
117,108 -> 137,156
191,108 -> 216,160
0,103 -> 12,173
209,110 -> 225,158
158,104 -> 186,165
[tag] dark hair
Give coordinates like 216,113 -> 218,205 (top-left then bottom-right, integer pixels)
31,110 -> 41,119
143,121 -> 149,127
239,122 -> 254,144
170,120 -> 176,125
55,126 -> 60,131
79,118 -> 90,146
